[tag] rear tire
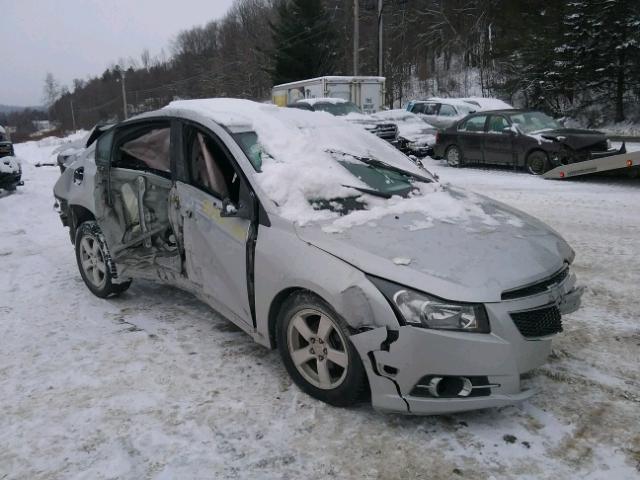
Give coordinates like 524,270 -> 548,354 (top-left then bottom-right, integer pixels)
276,292 -> 368,407
75,221 -> 131,298
445,145 -> 462,167
526,151 -> 549,175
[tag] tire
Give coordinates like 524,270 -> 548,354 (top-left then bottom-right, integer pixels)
526,151 -> 549,175
75,221 -> 131,298
445,145 -> 462,167
276,292 -> 368,407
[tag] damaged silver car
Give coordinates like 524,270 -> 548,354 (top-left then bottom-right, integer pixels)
53,99 -> 584,415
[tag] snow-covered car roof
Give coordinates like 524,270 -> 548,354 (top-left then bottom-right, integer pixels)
372,109 -> 435,127
461,97 -> 513,110
296,97 -> 350,106
163,98 -> 435,226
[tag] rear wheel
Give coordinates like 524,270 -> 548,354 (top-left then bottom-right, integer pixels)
445,145 -> 462,167
276,292 -> 368,407
526,151 -> 549,175
75,221 -> 131,298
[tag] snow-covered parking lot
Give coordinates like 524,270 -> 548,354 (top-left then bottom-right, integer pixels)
1,136 -> 639,479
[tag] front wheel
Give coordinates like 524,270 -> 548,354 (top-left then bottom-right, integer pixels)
526,151 -> 549,175
445,145 -> 462,167
276,292 -> 368,407
75,221 -> 131,298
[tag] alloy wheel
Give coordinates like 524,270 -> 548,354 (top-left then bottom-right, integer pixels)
286,308 -> 349,390
79,235 -> 107,289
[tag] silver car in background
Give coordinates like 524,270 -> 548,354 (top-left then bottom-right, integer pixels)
53,99 -> 583,415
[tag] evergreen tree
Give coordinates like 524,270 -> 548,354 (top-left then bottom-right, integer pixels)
269,0 -> 339,85
556,0 -> 640,121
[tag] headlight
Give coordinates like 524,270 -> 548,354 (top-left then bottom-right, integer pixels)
369,277 -> 490,333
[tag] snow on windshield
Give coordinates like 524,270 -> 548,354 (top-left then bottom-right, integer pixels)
167,99 -> 514,230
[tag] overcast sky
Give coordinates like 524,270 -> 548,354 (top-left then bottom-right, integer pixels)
0,0 -> 235,106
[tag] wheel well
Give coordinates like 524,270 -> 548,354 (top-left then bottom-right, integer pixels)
69,205 -> 96,243
267,287 -> 311,349
525,148 -> 548,162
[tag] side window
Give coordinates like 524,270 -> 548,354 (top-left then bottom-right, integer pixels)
423,103 -> 438,115
458,115 -> 487,132
410,103 -> 424,114
95,128 -> 115,167
439,104 -> 457,117
488,115 -> 509,133
112,123 -> 171,176
184,125 -> 240,203
233,131 -> 263,171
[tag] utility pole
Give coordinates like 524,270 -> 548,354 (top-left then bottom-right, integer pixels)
353,0 -> 359,76
119,69 -> 128,119
377,0 -> 384,77
69,99 -> 76,131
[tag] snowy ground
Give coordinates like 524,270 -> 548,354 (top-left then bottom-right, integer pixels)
1,136 -> 639,479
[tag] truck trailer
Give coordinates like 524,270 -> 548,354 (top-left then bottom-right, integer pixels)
272,76 -> 386,114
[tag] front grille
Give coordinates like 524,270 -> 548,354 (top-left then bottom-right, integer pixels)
502,267 -> 569,300
510,305 -> 562,338
373,123 -> 398,140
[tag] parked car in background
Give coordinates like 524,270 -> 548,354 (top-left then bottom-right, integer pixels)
289,98 -> 398,143
372,109 -> 437,157
406,97 -> 513,130
0,125 -> 22,191
433,109 -> 620,174
53,99 -> 583,415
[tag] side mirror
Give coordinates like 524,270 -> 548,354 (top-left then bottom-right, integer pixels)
220,196 -> 253,220
502,126 -> 516,136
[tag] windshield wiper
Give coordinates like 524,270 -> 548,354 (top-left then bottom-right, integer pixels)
326,149 -> 433,183
341,184 -> 393,199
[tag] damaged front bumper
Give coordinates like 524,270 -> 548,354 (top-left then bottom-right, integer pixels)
351,273 -> 584,415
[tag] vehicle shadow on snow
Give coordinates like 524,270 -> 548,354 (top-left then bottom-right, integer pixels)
108,279 -> 544,431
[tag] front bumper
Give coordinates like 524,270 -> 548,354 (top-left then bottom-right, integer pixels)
351,272 -> 583,415
0,171 -> 22,189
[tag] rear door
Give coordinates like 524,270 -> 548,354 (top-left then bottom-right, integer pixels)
456,114 -> 487,163
483,115 -> 515,165
94,119 -> 182,276
175,121 -> 256,328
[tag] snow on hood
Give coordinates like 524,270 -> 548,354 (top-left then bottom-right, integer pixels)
0,156 -> 21,174
372,110 -> 436,144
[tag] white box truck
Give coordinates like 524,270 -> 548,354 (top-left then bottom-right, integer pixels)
272,76 -> 386,114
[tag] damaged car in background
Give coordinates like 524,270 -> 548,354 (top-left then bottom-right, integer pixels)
0,125 -> 22,191
371,109 -> 437,157
434,109 -> 622,174
288,97 -> 399,144
53,99 -> 584,414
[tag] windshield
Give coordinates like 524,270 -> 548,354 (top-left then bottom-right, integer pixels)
509,112 -> 561,133
232,129 -> 430,211
313,102 -> 362,116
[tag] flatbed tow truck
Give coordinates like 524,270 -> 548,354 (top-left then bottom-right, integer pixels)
544,143 -> 640,179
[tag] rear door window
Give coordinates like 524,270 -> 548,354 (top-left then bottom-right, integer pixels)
458,115 -> 487,132
439,104 -> 457,117
112,122 -> 171,176
487,115 -> 510,133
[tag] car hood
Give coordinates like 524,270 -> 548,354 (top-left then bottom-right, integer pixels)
534,128 -> 607,150
295,190 -> 573,302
